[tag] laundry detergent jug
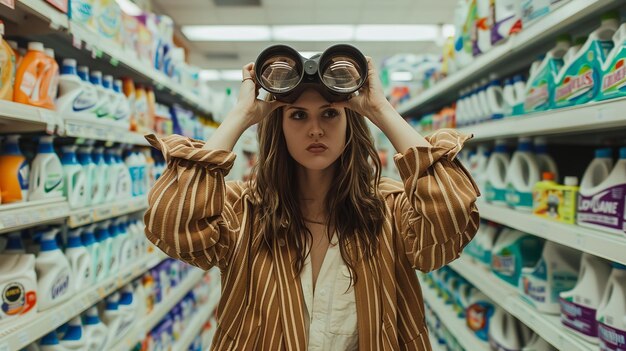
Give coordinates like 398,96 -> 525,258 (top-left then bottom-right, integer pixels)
35,228 -> 73,311
29,136 -> 64,201
13,42 -> 55,109
82,306 -> 109,351
490,0 -> 522,46
465,290 -> 495,342
534,137 -> 559,181
0,135 -> 29,203
598,21 -> 626,101
61,145 -> 88,209
485,140 -> 510,205
65,227 -> 91,291
596,263 -> 626,351
81,224 -> 102,284
0,252 -> 37,325
0,20 -> 15,101
505,137 -> 540,211
491,228 -> 544,287
489,306 -> 533,350
91,147 -> 108,205
77,146 -> 97,206
60,316 -> 86,350
56,59 -> 98,122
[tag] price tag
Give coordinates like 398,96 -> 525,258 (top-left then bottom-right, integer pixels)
39,109 -> 58,134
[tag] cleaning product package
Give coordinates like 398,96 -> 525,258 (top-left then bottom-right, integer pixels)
490,0 -> 523,46
0,20 -> 15,101
35,227 -> 73,311
61,145 -> 88,209
533,174 -> 579,224
596,263 -> 626,351
485,140 -> 510,205
29,136 -> 64,201
13,42 -> 56,109
597,22 -> 626,101
505,137 -> 540,211
56,59 -> 99,122
0,135 -> 29,203
465,290 -> 495,342
0,250 -> 38,325
489,306 -> 533,350
491,228 -> 544,287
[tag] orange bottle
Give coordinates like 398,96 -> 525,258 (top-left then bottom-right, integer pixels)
13,42 -> 55,109
0,135 -> 29,203
122,77 -> 137,131
145,86 -> 156,132
7,40 -> 22,69
0,20 -> 15,101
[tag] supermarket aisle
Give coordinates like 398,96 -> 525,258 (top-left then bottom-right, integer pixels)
1,0 -> 626,350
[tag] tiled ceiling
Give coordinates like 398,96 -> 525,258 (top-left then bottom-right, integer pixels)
152,0 -> 457,70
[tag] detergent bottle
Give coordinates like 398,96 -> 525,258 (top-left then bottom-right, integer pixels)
81,224 -> 102,284
0,135 -> 29,203
486,74 -> 504,119
474,0 -> 492,56
118,284 -> 138,324
477,221 -> 500,266
465,290 -> 495,342
469,144 -> 491,194
125,151 -> 141,197
524,35 -> 571,113
560,253 -> 612,343
596,263 -> 626,351
56,59 -> 98,122
102,74 -> 118,124
534,137 -> 559,181
29,136 -> 64,201
90,71 -> 111,121
39,331 -> 63,351
454,0 -> 475,69
115,218 -> 132,269
112,79 -> 131,129
69,0 -> 96,28
76,65 -> 99,119
491,227 -> 544,287
598,20 -> 626,101
521,241 -> 581,314
107,222 -> 120,276
122,77 -> 137,131
456,89 -> 468,127
2,231 -> 25,254
0,20 -> 15,101
60,316 -> 86,350
578,147 -> 626,235
113,148 -> 132,199
61,145 -> 88,209
42,48 -> 59,108
503,74 -> 527,116
485,139 -> 510,205
91,147 -> 108,205
7,40 -> 24,69
82,306 -> 109,351
77,146 -> 97,206
0,250 -> 38,325
505,137 -> 540,211
103,149 -> 117,203
477,81 -> 491,122
65,227 -> 91,291
489,306 -> 533,350
102,292 -> 134,343
13,42 -> 55,109
553,12 -> 620,109
522,333 -> 557,351
490,0 -> 522,46
134,85 -> 149,133
95,222 -> 112,279
35,227 -> 73,311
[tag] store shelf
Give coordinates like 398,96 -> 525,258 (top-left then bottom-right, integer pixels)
176,287 -> 221,351
62,118 -> 149,146
0,198 -> 69,234
397,0 -> 623,116
67,196 -> 148,228
478,201 -> 626,266
113,269 -> 206,350
456,97 -> 626,142
418,276 -> 489,351
17,0 -> 69,29
0,252 -> 165,351
448,256 -> 596,351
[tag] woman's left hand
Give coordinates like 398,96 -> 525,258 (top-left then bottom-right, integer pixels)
340,57 -> 393,123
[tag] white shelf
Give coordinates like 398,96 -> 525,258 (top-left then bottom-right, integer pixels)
457,98 -> 626,142
175,287 -> 221,351
448,256 -> 596,351
478,202 -> 626,265
0,253 -> 165,351
17,0 -> 68,29
67,196 -> 148,228
418,276 -> 489,351
63,118 -> 149,146
396,0 -> 623,116
113,269 -> 206,350
0,198 -> 70,234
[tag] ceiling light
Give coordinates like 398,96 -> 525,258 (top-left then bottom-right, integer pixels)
200,70 -> 220,81
355,25 -> 439,41
272,25 -> 354,41
116,0 -> 142,16
182,25 -> 271,41
390,71 -> 413,82
220,70 -> 243,81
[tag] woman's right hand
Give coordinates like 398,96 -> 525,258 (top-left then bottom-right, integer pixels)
235,63 -> 285,127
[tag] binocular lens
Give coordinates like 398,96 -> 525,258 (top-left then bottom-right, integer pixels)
259,55 -> 301,93
320,55 -> 365,93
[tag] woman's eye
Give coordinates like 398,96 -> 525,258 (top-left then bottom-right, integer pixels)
322,108 -> 339,119
289,110 -> 307,120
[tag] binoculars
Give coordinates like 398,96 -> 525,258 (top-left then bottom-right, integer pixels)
254,44 -> 368,103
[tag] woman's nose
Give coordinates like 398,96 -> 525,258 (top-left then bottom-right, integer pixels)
309,128 -> 324,138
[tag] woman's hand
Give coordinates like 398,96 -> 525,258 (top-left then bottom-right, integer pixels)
234,63 -> 286,128
340,57 -> 393,123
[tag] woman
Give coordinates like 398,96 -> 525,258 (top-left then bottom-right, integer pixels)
144,54 -> 480,350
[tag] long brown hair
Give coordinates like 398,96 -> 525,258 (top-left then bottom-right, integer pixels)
249,104 -> 386,285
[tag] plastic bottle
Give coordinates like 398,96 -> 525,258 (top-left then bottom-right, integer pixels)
491,227 -> 544,287
521,241 -> 581,314
95,222 -> 113,279
6,40 -> 22,71
39,331 -> 63,351
0,135 -> 29,203
35,228 -> 73,310
477,221 -> 499,266
13,42 -> 55,109
112,79 -> 131,129
0,20 -> 16,101
113,148 -> 132,199
107,221 -> 120,276
122,77 -> 137,131
103,149 -> 118,203
82,306 -> 109,351
596,263 -> 626,350
465,290 -> 495,341
524,35 -> 571,113
56,59 -> 99,122
477,80 -> 491,122
146,86 -> 156,132
0,250 -> 38,325
61,145 -> 88,209
29,136 -> 64,201
505,137 -> 540,211
65,227 -> 91,291
125,151 -> 140,197
454,0 -> 475,69
102,74 -> 118,124
77,146 -> 96,206
553,12 -> 620,108
60,316 -> 86,350
485,139 -> 510,205
486,74 -> 504,119
42,48 -> 59,108
489,306 -> 532,350
522,333 -> 557,351
474,0 -> 492,56
469,144 -> 491,191
598,21 -> 626,101
116,218 -> 133,268
81,224 -> 102,284
91,147 -> 108,205
490,0 -> 522,46
560,253 -> 612,344
578,147 -> 626,235
134,85 -> 149,133
102,292 -> 134,343
90,71 -> 111,121
76,65 -> 99,119
534,137 -> 559,181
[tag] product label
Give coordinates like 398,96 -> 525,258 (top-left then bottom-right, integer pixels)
598,322 -> 626,350
466,302 -> 493,342
44,173 -> 63,193
485,181 -> 507,203
19,162 -> 29,191
555,67 -> 595,103
560,298 -> 598,337
19,71 -> 36,97
505,184 -> 534,209
72,2 -> 93,23
72,91 -> 98,112
522,260 -> 577,307
524,79 -> 549,112
492,252 -> 516,277
601,58 -> 626,97
98,5 -> 121,39
1,283 -> 36,317
577,184 -> 626,232
50,273 -> 70,300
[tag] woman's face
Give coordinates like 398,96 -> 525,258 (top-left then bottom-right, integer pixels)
282,89 -> 347,171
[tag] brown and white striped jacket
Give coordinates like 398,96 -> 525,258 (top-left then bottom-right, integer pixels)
144,129 -> 480,350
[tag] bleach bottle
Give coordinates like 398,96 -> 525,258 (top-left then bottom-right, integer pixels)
102,75 -> 119,124
485,139 -> 510,205
77,65 -> 99,118
61,145 -> 88,209
476,221 -> 499,266
90,71 -> 111,121
29,136 -> 64,201
469,144 -> 491,194
0,248 -> 38,325
82,306 -> 109,351
112,79 -> 131,129
486,74 -> 505,119
491,227 -> 544,287
598,21 -> 626,101
56,59 -> 98,122
553,12 -> 620,109
521,241 -> 581,314
65,227 -> 91,291
0,135 -> 29,203
524,35 -> 571,113
95,222 -> 113,279
505,137 -> 540,211
102,292 -> 134,343
596,263 -> 626,351
103,149 -> 118,203
489,306 -> 532,350
77,146 -> 97,206
81,224 -> 102,284
91,147 -> 108,205
578,147 -> 626,235
107,222 -> 120,276
35,228 -> 73,311
534,137 -> 559,181
560,253 -> 612,344
60,316 -> 86,350
503,74 -> 526,116
116,218 -> 133,269
490,0 -> 522,46
113,148 -> 132,199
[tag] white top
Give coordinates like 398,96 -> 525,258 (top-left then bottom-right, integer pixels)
300,233 -> 358,351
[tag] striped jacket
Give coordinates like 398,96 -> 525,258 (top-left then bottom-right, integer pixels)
144,129 -> 480,350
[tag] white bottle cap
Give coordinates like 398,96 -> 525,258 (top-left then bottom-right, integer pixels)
91,70 -> 102,78
28,42 -> 45,52
44,48 -> 55,58
564,176 -> 578,186
63,58 -> 77,67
